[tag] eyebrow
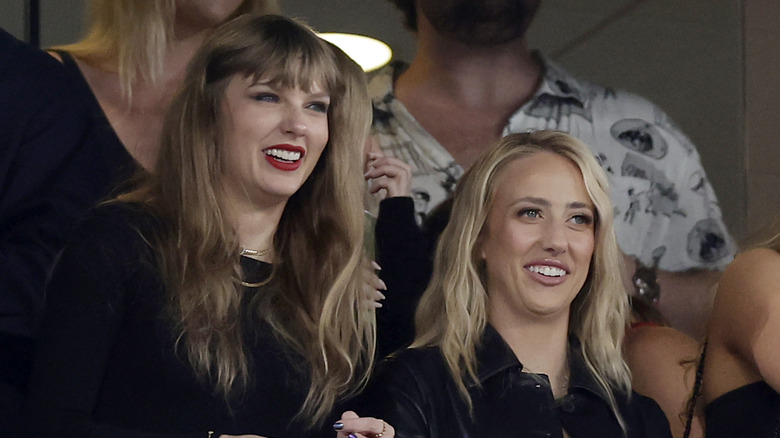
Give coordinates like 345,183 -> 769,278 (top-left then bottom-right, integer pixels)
510,197 -> 594,210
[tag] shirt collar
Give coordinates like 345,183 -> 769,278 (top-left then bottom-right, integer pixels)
472,324 -> 614,404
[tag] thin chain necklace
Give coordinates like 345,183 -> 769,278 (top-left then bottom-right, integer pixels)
240,247 -> 268,258
522,359 -> 571,394
238,247 -> 269,288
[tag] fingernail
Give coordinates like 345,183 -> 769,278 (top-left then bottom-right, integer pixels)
378,279 -> 387,290
349,434 -> 358,438
333,422 -> 344,431
371,261 -> 382,271
376,290 -> 386,300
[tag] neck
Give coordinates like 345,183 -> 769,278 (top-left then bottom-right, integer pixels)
231,202 -> 286,263
397,15 -> 542,109
490,310 -> 570,397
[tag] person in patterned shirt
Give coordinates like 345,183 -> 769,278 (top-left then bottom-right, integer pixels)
367,0 -> 735,340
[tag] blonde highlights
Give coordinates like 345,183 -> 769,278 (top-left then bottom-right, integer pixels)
413,131 -> 631,423
55,0 -> 280,101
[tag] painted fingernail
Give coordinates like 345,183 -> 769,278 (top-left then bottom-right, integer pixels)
333,422 -> 344,431
349,434 -> 358,438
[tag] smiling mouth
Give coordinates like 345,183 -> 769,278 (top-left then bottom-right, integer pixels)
263,145 -> 305,171
526,265 -> 567,277
264,148 -> 302,163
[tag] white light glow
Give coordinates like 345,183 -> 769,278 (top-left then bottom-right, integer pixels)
318,32 -> 393,72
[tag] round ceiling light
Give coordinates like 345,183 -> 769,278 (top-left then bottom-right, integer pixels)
318,32 -> 393,72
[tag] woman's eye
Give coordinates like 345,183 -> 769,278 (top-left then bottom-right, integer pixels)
306,101 -> 329,113
570,214 -> 594,226
252,93 -> 278,103
518,209 -> 541,219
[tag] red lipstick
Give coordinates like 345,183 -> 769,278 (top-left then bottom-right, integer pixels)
263,144 -> 306,171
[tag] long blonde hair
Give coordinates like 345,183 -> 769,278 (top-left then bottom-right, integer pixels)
413,131 -> 631,421
55,0 -> 279,100
121,14 -> 373,427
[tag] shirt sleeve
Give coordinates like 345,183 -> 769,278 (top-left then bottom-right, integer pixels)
25,208 -> 197,438
596,91 -> 737,272
0,37 -> 103,338
358,355 -> 432,438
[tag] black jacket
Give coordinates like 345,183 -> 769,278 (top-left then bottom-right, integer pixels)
360,326 -> 672,438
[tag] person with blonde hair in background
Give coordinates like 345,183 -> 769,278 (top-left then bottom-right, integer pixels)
50,0 -> 279,181
358,131 -> 671,437
27,15 -> 390,438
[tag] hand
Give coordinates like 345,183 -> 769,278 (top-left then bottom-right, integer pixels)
362,258 -> 387,309
364,153 -> 412,199
333,411 -> 394,438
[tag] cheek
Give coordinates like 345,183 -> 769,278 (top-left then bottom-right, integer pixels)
571,233 -> 596,265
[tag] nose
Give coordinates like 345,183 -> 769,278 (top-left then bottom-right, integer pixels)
281,106 -> 307,137
541,221 -> 567,256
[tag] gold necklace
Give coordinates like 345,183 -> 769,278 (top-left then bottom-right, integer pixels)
240,247 -> 267,257
238,247 -> 269,288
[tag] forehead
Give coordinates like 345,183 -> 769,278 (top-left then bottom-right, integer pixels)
491,152 -> 592,207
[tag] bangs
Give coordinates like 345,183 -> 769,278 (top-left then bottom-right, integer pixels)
205,16 -> 341,95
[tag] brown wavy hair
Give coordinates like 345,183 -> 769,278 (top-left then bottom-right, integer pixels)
120,14 -> 373,427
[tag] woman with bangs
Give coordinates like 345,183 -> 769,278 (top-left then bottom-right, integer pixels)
27,15 -> 390,438
355,131 -> 671,438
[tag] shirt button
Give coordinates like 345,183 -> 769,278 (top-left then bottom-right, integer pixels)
560,396 -> 576,413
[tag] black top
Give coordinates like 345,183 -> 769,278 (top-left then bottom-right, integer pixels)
374,197 -> 431,358
359,325 -> 672,438
54,50 -> 137,194
704,381 -> 780,437
27,204 -> 335,437
0,29 -> 101,341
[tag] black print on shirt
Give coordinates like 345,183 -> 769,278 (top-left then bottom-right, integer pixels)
611,119 -> 668,159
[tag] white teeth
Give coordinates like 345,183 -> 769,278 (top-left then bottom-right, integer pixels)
265,149 -> 301,162
527,265 -> 566,277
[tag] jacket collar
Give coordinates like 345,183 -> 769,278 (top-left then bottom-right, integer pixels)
471,324 -> 615,404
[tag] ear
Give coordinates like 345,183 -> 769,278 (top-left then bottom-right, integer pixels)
475,229 -> 487,260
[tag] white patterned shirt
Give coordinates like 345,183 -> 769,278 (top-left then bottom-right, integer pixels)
367,56 -> 735,271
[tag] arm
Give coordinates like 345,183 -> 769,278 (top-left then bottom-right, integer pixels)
714,248 -> 780,392
353,357 -> 432,438
623,254 -> 719,341
624,325 -> 704,438
0,34 -> 100,339
367,152 -> 432,357
26,208 -> 197,438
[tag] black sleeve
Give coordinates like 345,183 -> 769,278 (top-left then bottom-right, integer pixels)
630,392 -> 674,438
354,355 -> 432,438
25,207 -> 197,438
374,197 -> 433,358
0,30 -> 106,340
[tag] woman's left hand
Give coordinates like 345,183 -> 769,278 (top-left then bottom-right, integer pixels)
333,411 -> 394,438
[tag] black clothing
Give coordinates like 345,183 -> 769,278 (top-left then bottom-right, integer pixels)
374,197 -> 431,358
53,50 -> 137,194
27,204 -> 331,438
0,28 -> 111,435
704,381 -> 780,437
360,325 -> 672,438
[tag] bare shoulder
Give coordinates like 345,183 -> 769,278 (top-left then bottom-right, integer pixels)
625,325 -> 701,367
625,326 -> 703,438
713,248 -> 780,326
